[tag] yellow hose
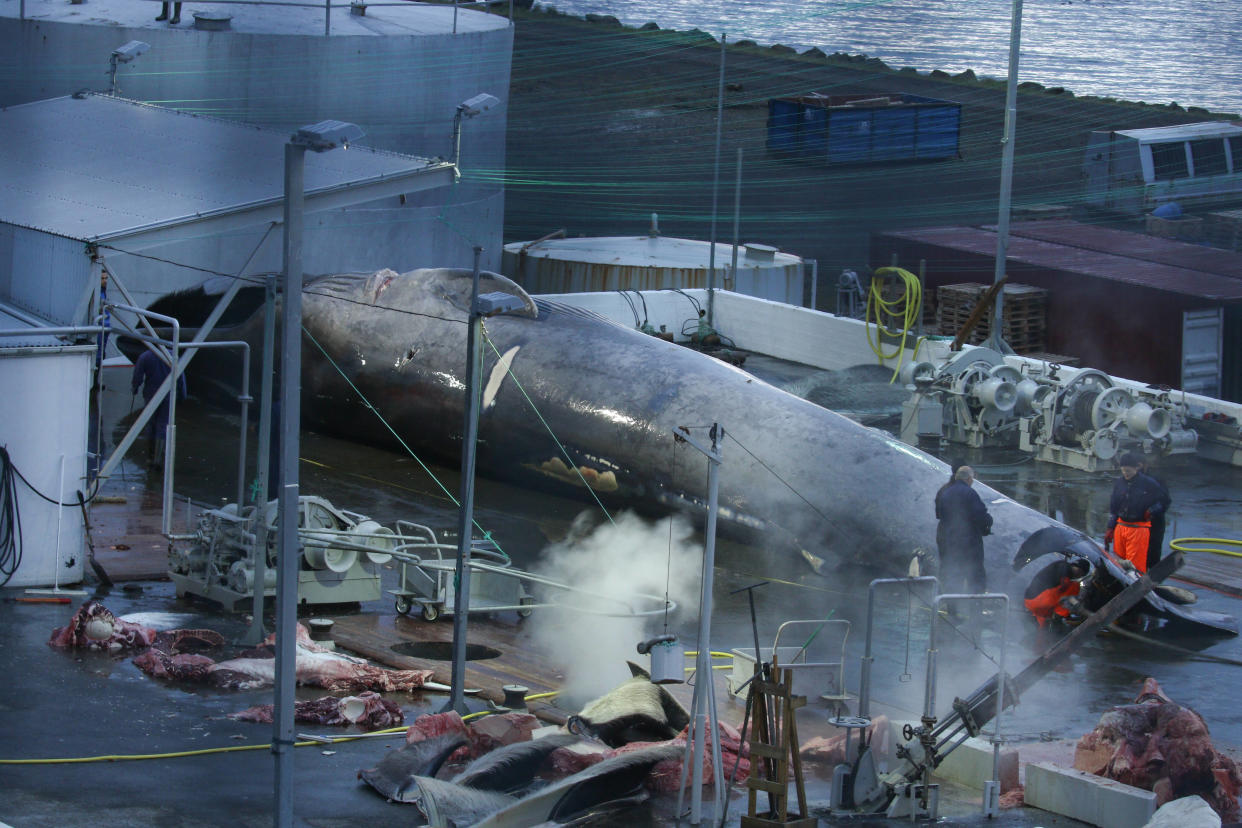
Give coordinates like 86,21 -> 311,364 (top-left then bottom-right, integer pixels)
865,267 -> 923,383
684,651 -> 734,660
1170,537 -> 1242,559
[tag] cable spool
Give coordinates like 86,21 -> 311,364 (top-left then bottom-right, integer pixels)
899,361 -> 936,388
1124,402 -> 1172,439
353,519 -> 395,564
301,532 -> 358,573
973,376 -> 1017,413
1014,379 -> 1051,416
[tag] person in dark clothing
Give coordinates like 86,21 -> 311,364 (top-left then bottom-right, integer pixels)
934,465 -> 993,594
131,348 -> 187,468
1024,557 -> 1090,629
1137,460 -> 1171,570
1105,452 -> 1169,573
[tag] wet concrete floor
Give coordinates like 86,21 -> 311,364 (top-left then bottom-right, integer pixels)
4,361 -> 1240,826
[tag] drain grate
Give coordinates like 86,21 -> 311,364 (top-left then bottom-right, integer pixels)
391,641 -> 501,661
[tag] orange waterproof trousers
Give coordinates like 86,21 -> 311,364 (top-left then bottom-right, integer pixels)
1024,581 -> 1081,628
1115,519 -> 1151,573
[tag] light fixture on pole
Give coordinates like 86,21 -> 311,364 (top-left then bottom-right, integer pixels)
107,40 -> 149,96
273,118 -> 364,828
450,93 -> 500,179
443,251 -> 527,716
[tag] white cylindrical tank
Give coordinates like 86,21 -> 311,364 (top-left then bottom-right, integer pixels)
1,0 -> 511,272
502,235 -> 809,306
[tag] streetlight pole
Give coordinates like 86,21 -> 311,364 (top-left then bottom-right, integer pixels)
443,252 -> 526,715
985,0 -> 1024,355
273,119 -> 363,828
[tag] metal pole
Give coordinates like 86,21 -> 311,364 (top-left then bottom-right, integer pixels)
859,576 -> 938,721
986,0 -> 1024,356
729,147 -> 742,293
690,424 -> 723,824
443,246 -> 485,716
324,0 -> 331,36
705,34 -> 726,328
274,140 -> 308,828
242,276 -> 278,646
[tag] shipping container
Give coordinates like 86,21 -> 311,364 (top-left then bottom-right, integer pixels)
1082,121 -> 1242,215
766,93 -> 961,164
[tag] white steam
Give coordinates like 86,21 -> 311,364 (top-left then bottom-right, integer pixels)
529,510 -> 702,705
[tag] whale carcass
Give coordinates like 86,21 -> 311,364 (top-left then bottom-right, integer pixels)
141,268 -> 1235,632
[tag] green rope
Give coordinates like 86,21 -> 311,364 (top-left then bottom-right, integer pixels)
480,324 -> 615,526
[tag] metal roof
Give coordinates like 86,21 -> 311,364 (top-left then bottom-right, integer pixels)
0,94 -> 454,246
877,225 -> 1242,301
503,235 -> 803,270
0,304 -> 92,351
1005,220 -> 1242,280
1113,121 -> 1242,142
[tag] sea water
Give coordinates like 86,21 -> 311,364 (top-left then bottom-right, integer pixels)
536,0 -> 1242,115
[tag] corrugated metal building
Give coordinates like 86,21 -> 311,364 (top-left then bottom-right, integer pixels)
0,94 -> 456,321
870,220 -> 1242,401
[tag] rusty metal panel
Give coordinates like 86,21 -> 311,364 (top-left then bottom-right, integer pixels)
876,225 -> 1242,300
1006,220 -> 1242,280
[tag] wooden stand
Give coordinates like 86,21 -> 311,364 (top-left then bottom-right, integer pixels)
741,666 -> 818,828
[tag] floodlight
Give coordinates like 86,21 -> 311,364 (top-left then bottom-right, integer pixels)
476,291 -> 525,317
293,120 -> 366,152
111,41 -> 150,63
457,93 -> 500,118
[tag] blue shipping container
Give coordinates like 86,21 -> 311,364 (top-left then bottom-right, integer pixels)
767,93 -> 961,164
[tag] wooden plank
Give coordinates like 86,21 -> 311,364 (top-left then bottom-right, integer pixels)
746,778 -> 788,795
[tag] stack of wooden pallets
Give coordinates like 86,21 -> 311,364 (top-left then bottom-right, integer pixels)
1204,209 -> 1242,252
935,282 -> 1048,354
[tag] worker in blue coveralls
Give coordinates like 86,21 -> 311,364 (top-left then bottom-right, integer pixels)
934,465 -> 993,594
131,348 -> 187,469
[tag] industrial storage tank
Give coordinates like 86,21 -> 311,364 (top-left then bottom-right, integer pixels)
502,233 -> 811,306
1,0 -> 511,274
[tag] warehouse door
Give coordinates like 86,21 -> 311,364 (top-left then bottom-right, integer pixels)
1182,308 -> 1223,397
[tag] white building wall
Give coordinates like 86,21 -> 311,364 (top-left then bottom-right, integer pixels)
0,348 -> 91,588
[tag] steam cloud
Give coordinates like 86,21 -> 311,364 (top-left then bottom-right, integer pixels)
529,510 -> 702,705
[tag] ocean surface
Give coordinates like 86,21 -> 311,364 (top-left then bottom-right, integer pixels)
536,0 -> 1242,115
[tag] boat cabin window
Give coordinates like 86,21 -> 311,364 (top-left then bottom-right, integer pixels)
1230,136 -> 1242,172
1150,141 -> 1189,181
1191,139 -> 1229,177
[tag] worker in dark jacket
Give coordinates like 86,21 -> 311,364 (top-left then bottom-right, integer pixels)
1024,557 -> 1090,629
934,465 -> 993,594
131,348 -> 187,468
1137,459 -> 1171,570
1105,452 -> 1169,573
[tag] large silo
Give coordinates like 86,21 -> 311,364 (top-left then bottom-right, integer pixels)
0,0 -> 511,276
502,234 -> 811,306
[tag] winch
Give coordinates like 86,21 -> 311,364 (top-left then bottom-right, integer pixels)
900,349 -> 1198,470
169,495 -> 392,611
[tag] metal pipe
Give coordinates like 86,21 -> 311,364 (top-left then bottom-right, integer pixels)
242,275 -> 278,647
274,139 -> 308,828
444,246 -> 486,716
986,0 -> 1024,356
859,576 -> 938,719
679,424 -> 724,825
705,34 -> 726,328
729,147 -> 742,291
324,0 -> 331,36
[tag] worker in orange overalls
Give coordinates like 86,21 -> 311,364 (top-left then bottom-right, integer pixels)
1024,556 -> 1091,629
1105,452 -> 1170,574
